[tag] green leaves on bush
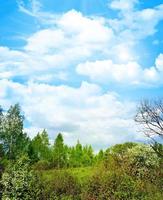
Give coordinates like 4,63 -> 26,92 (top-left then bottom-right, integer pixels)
1,155 -> 42,200
40,170 -> 81,200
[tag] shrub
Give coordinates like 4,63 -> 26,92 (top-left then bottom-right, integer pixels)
1,155 -> 42,200
83,171 -> 144,200
40,170 -> 81,200
33,160 -> 51,171
124,144 -> 161,181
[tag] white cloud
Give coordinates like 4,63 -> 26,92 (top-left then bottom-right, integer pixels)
1,3 -> 163,86
76,57 -> 162,86
58,10 -> 113,44
0,79 -> 143,149
109,0 -> 138,11
25,29 -> 65,53
0,10 -> 114,83
109,3 -> 163,40
25,10 -> 114,57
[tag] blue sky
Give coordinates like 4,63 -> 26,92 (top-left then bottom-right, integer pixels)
0,0 -> 163,149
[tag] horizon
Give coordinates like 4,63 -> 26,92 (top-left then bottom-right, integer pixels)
0,0 -> 163,150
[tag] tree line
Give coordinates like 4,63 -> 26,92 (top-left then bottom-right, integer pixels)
0,104 -> 104,169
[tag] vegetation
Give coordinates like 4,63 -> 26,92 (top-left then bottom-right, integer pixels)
0,103 -> 162,199
1,155 -> 41,200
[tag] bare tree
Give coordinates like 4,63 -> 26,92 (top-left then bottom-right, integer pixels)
135,99 -> 163,157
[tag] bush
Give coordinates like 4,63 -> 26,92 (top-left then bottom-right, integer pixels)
124,144 -> 161,181
40,170 -> 81,200
33,160 -> 51,171
83,171 -> 145,200
82,144 -> 163,200
1,155 -> 42,200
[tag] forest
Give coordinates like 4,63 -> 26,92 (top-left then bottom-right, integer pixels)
0,103 -> 162,200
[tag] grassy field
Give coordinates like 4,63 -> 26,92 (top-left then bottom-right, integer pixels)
39,166 -> 95,185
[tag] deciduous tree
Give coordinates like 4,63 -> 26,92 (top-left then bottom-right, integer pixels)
0,104 -> 30,159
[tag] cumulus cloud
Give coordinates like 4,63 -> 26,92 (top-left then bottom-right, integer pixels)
0,79 -> 143,149
0,10 -> 114,83
76,55 -> 163,86
25,10 -> 113,56
1,2 -> 163,85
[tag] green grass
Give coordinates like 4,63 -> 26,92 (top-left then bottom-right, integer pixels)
67,167 -> 95,184
39,166 -> 95,185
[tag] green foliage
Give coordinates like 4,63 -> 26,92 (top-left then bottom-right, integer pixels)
152,142 -> 163,158
31,129 -> 51,161
82,143 -> 163,200
41,167 -> 94,187
102,142 -> 138,171
40,170 -> 81,200
0,104 -> 95,169
0,104 -> 30,160
0,104 -> 162,200
107,142 -> 138,155
83,171 -> 145,200
82,145 -> 94,166
1,155 -> 42,200
52,133 -> 68,168
95,149 -> 105,163
125,144 -> 161,180
33,160 -> 51,170
68,141 -> 83,167
68,142 -> 95,168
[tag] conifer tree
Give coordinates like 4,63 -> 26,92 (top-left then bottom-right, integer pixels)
52,133 -> 67,168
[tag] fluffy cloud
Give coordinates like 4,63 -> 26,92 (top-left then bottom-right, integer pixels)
25,29 -> 65,53
25,10 -> 113,57
76,56 -> 162,86
77,60 -> 141,84
1,3 -> 163,85
0,79 -> 143,149
0,10 -> 114,83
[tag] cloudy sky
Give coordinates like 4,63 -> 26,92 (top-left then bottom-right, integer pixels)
0,0 -> 163,149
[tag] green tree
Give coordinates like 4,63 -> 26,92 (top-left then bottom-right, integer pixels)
52,133 -> 67,168
108,142 -> 138,156
82,145 -> 94,166
31,129 -> 51,161
95,149 -> 105,163
0,104 -> 30,160
68,141 -> 83,167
